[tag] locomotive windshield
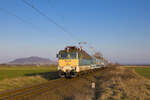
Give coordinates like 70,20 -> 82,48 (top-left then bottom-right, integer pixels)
59,52 -> 77,59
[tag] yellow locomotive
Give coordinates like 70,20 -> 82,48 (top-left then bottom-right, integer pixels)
56,46 -> 106,77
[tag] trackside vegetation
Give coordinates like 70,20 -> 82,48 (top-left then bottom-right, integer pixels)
0,65 -> 57,92
130,67 -> 150,79
0,65 -> 57,80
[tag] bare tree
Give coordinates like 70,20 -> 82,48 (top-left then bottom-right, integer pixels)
93,52 -> 104,60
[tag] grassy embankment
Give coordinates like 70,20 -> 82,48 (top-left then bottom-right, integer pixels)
37,66 -> 150,100
0,65 -> 57,92
0,65 -> 150,99
126,66 -> 150,79
89,66 -> 150,100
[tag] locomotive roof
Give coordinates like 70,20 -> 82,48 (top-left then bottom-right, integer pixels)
59,46 -> 92,59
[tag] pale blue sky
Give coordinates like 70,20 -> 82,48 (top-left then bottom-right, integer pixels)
0,0 -> 149,64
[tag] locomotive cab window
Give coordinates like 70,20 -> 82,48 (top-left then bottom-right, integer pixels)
59,52 -> 77,59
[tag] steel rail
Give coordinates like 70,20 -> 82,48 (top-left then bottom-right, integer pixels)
0,78 -> 64,100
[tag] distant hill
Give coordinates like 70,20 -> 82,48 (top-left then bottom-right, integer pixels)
9,56 -> 56,65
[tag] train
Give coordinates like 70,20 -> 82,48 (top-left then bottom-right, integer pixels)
56,46 -> 108,77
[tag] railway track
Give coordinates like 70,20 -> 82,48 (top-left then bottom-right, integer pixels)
0,78 -> 68,100
0,69 -> 104,100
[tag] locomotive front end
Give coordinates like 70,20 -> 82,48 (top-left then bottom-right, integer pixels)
57,46 -> 79,77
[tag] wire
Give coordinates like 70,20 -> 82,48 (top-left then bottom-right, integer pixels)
22,0 -> 77,43
0,7 -> 28,24
0,7 -> 42,33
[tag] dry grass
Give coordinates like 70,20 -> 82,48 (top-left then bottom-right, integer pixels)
43,78 -> 94,100
92,67 -> 150,100
32,66 -> 150,100
1,66 -> 150,100
0,75 -> 48,92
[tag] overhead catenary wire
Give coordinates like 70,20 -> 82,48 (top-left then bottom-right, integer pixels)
23,0 -> 108,62
0,7 -> 28,24
22,0 -> 77,43
0,7 -> 43,33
